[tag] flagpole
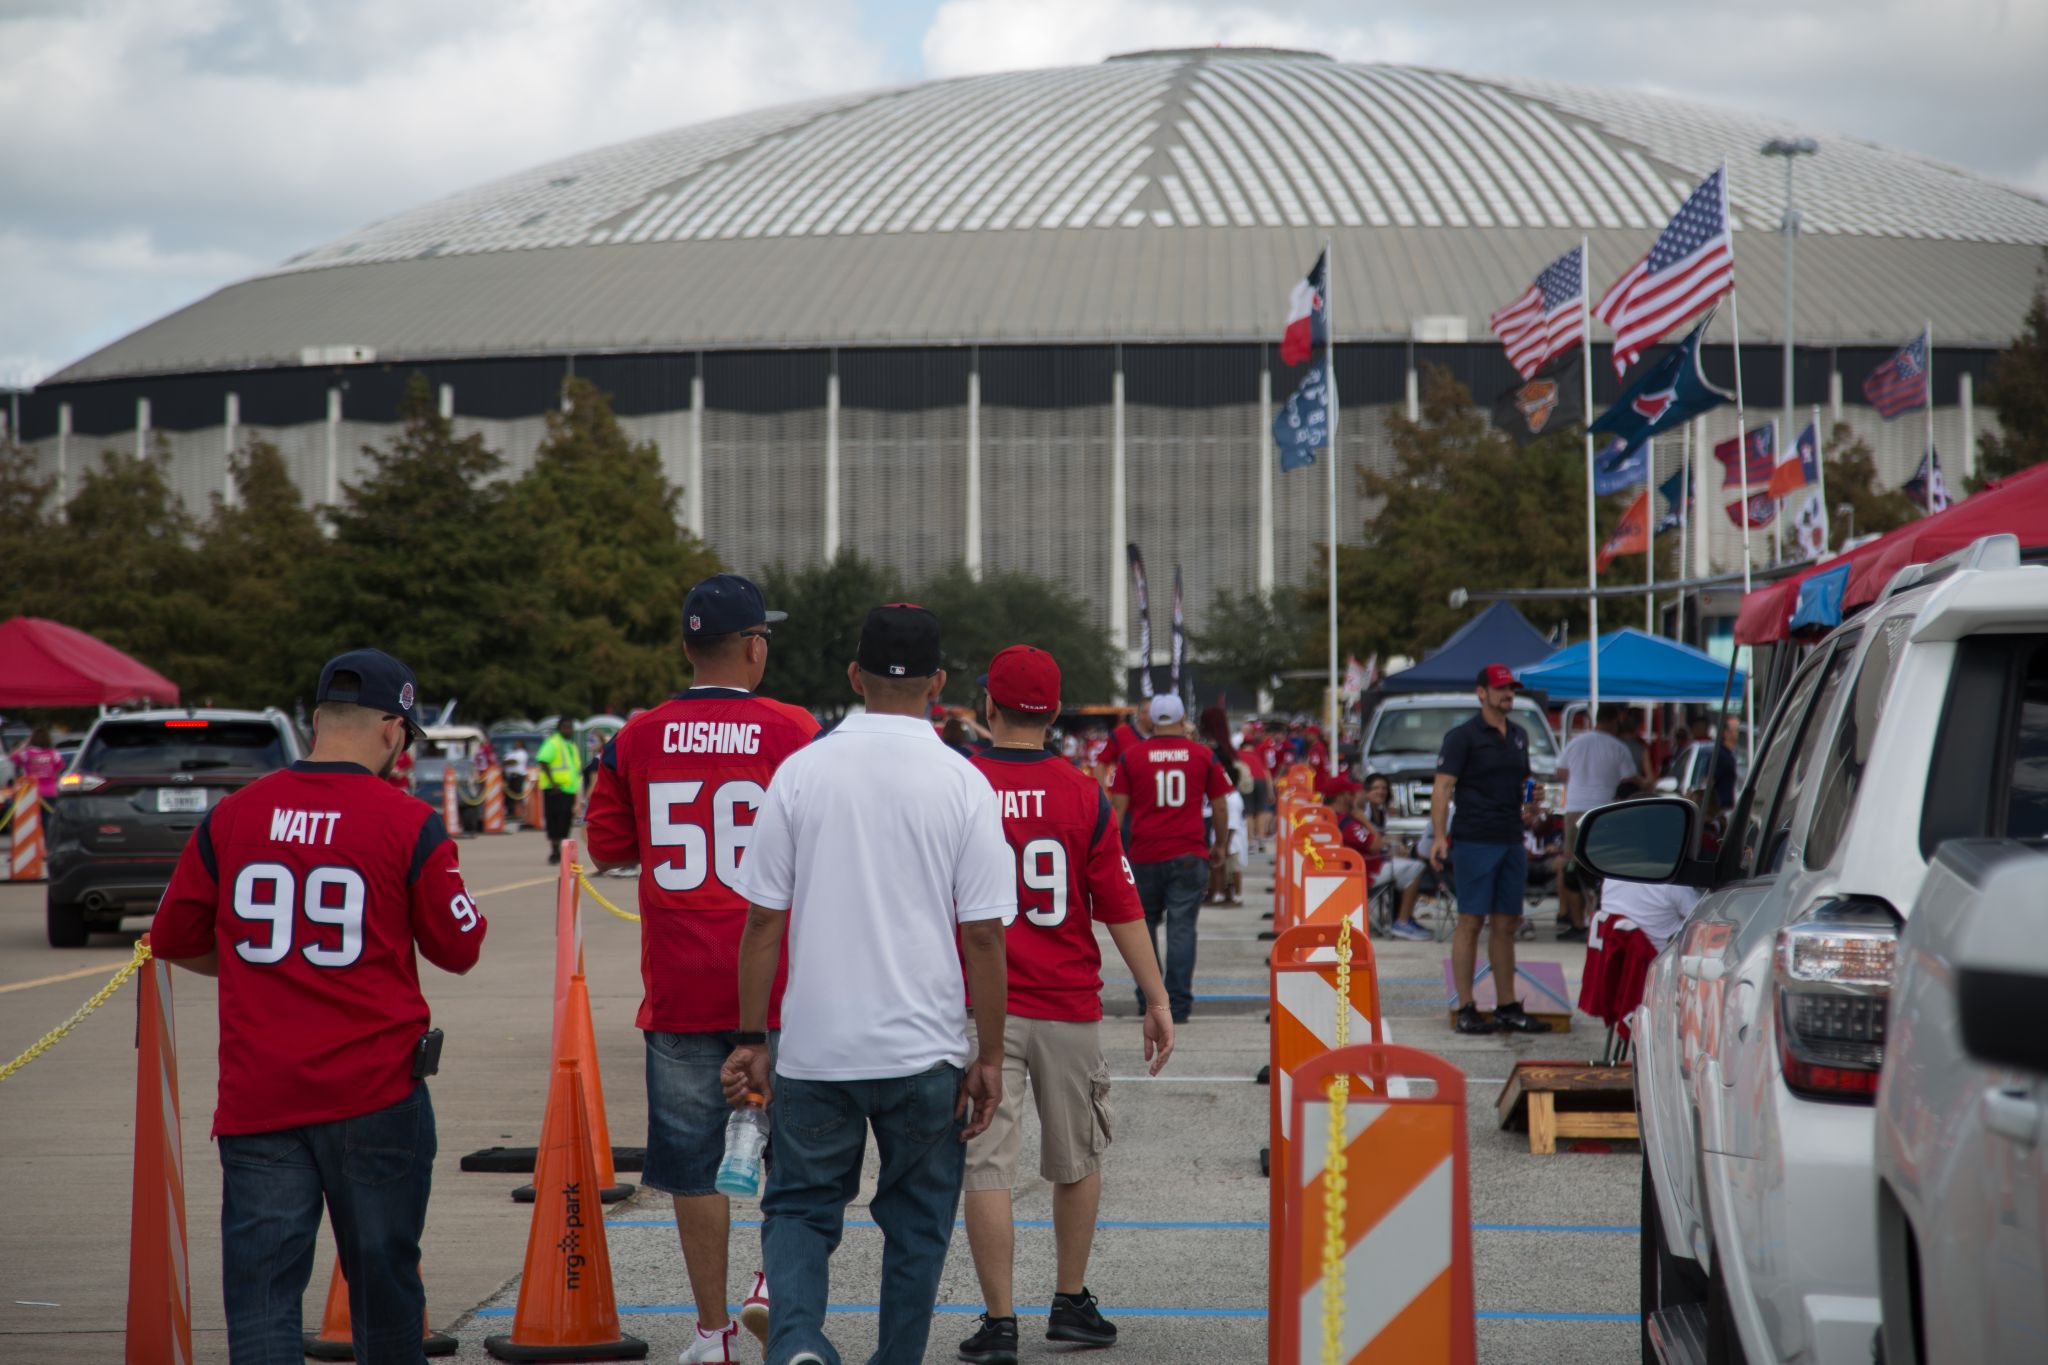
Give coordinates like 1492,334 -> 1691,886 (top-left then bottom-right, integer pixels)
1645,436 -> 1656,634
1924,319 -> 1936,517
1677,426 -> 1691,636
1581,235 -> 1600,715
1325,239 -> 1339,773
1813,404 -> 1827,549
1728,219 -> 1756,770
1771,419 -> 1784,565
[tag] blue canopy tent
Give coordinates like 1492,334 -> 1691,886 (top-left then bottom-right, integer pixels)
1516,629 -> 1743,702
1378,602 -> 1557,693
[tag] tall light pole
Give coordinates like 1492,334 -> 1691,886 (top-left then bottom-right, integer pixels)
1762,137 -> 1818,521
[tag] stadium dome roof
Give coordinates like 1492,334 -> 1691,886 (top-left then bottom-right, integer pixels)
56,50 -> 2048,382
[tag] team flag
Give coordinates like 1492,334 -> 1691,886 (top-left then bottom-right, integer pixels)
1790,488 -> 1830,560
1273,356 -> 1330,470
1593,438 -> 1649,495
1342,655 -> 1370,702
1714,422 -> 1778,489
1127,544 -> 1153,699
1725,492 -> 1779,529
1170,564 -> 1185,689
1656,464 -> 1694,531
1862,332 -> 1930,418
1491,355 -> 1585,447
1280,250 -> 1329,367
1902,449 -> 1951,512
1593,168 -> 1735,376
1767,421 -> 1822,498
1489,243 -> 1587,379
1597,489 -> 1652,570
1589,307 -> 1732,454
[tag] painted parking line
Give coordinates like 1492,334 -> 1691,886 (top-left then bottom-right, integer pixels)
473,1303 -> 1633,1324
606,1217 -> 1638,1234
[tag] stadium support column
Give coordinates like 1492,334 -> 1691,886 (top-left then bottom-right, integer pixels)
1961,371 -> 1975,481
824,354 -> 840,560
966,355 -> 982,579
224,393 -> 240,506
1829,366 -> 1842,426
56,403 -> 70,511
136,397 -> 150,460
325,387 -> 341,507
1258,355 -> 1274,595
688,362 -> 705,540
438,383 -> 454,421
1111,355 -> 1128,702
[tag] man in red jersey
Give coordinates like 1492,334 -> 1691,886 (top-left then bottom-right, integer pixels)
955,647 -> 1174,1364
1095,703 -> 1150,770
1107,694 -> 1229,1023
152,649 -> 486,1364
584,572 -> 819,1363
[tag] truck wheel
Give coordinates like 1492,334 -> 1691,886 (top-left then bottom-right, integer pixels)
1640,1153 -> 1704,1362
46,897 -> 90,948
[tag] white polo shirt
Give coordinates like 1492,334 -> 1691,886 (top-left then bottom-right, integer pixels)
735,710 -> 1018,1081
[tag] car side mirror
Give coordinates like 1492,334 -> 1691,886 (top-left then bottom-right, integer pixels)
1574,796 -> 1706,885
1958,967 -> 2048,1074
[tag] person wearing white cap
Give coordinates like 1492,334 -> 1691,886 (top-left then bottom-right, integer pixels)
1107,694 -> 1231,1022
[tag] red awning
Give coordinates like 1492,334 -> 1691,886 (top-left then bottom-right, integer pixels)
1735,462 -> 2048,645
0,617 -> 182,707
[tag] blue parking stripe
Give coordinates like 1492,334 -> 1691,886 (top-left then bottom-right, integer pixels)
474,1303 -> 1633,1323
607,1217 -> 1638,1234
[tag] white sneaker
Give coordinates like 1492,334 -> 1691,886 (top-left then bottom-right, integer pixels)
739,1270 -> 770,1346
789,1356 -> 827,1365
678,1319 -> 738,1364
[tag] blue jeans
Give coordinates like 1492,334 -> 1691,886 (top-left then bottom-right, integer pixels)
644,1029 -> 779,1196
217,1084 -> 436,1365
1132,856 -> 1207,1020
762,1063 -> 966,1365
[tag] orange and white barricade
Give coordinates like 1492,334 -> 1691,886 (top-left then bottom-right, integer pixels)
126,938 -> 192,1364
7,778 -> 45,880
1291,842 -> 1365,935
481,762 -> 507,834
1275,817 -> 1342,935
1280,1045 -> 1475,1365
441,767 -> 463,837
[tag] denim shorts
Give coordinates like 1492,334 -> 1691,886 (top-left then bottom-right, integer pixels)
643,1029 -> 776,1197
1450,840 -> 1528,918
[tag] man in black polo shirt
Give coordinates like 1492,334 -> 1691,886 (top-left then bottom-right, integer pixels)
1429,664 -> 1550,1035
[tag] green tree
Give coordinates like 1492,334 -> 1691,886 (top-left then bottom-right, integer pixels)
304,375 -> 523,714
1822,422 -> 1916,549
0,434 -> 55,605
753,549 -> 904,714
1191,587 -> 1314,704
915,563 -> 1119,706
506,377 -> 723,715
1312,365 -> 1655,663
1974,257 -> 2048,490
187,439 -> 332,707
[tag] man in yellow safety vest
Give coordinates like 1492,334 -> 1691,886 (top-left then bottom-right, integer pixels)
534,716 -> 583,864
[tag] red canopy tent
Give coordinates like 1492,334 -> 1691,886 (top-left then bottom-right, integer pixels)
0,617 -> 181,707
1735,462 -> 2048,645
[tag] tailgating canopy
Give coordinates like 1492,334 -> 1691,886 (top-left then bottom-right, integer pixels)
1517,629 -> 1743,702
1378,602 -> 1556,693
1735,462 -> 2048,644
0,617 -> 181,707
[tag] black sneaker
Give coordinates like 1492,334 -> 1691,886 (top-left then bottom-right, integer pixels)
1493,1002 -> 1552,1034
1454,1004 -> 1500,1035
1047,1288 -> 1118,1346
959,1312 -> 1018,1364
1555,925 -> 1586,941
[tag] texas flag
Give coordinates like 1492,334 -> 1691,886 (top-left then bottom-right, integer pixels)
1767,421 -> 1821,499
1280,250 -> 1329,367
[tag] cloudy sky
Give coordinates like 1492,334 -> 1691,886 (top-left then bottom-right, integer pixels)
4,0 -> 2042,385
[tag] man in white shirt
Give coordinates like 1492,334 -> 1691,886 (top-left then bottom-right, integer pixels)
722,602 -> 1015,1365
1598,878 -> 1700,952
1556,705 -> 1640,940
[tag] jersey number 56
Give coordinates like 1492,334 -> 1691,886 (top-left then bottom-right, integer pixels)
647,780 -> 765,893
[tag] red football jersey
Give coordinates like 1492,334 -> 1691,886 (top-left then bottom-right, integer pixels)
583,688 -> 820,1033
1337,812 -> 1386,881
969,747 -> 1143,1022
1109,736 -> 1231,863
152,761 -> 486,1136
1255,737 -> 1286,777
1098,721 -> 1145,769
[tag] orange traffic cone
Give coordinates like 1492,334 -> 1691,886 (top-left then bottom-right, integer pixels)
515,972 -> 632,1205
485,1058 -> 647,1362
125,938 -> 191,1364
303,1259 -> 457,1358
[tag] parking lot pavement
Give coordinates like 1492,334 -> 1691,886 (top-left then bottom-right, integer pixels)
1,834 -> 1639,1362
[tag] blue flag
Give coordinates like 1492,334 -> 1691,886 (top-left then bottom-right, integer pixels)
1656,464 -> 1693,530
1589,305 -> 1734,449
1273,356 -> 1329,471
1592,437 -> 1648,494
1790,561 -> 1851,635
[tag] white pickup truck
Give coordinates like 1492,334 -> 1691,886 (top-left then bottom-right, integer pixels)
1571,534 -> 2048,1365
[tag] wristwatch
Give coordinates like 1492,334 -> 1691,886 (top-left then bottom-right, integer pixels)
735,1030 -> 768,1046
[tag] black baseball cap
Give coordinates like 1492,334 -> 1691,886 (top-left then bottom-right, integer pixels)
316,648 -> 425,740
683,573 -> 786,639
857,603 -> 942,679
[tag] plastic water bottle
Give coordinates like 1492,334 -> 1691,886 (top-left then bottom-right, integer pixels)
715,1094 -> 769,1197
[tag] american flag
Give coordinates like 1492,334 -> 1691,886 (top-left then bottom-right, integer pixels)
1861,331 -> 1929,419
1594,168 -> 1735,376
1488,244 -> 1586,379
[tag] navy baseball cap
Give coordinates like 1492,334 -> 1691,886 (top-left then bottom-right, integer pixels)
316,649 -> 424,740
858,603 -> 942,678
683,573 -> 786,639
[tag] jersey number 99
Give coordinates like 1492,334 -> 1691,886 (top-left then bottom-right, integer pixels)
231,862 -> 366,968
1002,837 -> 1068,929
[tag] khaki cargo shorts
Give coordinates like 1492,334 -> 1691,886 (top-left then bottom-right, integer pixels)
964,1016 -> 1112,1190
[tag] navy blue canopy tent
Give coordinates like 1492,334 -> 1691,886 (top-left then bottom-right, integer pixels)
1377,602 -> 1557,694
1516,629 -> 1743,702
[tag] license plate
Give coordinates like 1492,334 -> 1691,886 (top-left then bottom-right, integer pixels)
157,788 -> 207,813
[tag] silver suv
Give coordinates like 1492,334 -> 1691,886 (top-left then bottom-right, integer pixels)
1361,691 -> 1560,840
1572,534 -> 2048,1364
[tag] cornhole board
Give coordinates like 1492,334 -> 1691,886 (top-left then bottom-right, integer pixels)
1495,1061 -> 1639,1155
1438,960 -> 1574,1032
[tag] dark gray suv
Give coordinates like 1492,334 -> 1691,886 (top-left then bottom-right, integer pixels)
43,708 -> 304,947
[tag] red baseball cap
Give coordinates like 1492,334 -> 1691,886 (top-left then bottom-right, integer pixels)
1317,774 -> 1363,798
983,645 -> 1061,714
1478,662 -> 1518,691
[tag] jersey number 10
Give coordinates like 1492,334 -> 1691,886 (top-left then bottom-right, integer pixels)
1154,769 -> 1186,807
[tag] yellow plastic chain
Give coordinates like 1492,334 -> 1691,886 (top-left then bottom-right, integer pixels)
0,939 -> 153,1083
1321,914 -> 1352,1364
1301,835 -> 1324,870
573,866 -> 641,923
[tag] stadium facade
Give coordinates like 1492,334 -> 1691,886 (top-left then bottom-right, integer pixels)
16,48 -> 2048,651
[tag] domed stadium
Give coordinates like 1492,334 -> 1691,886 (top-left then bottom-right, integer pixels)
18,48 -> 2048,646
